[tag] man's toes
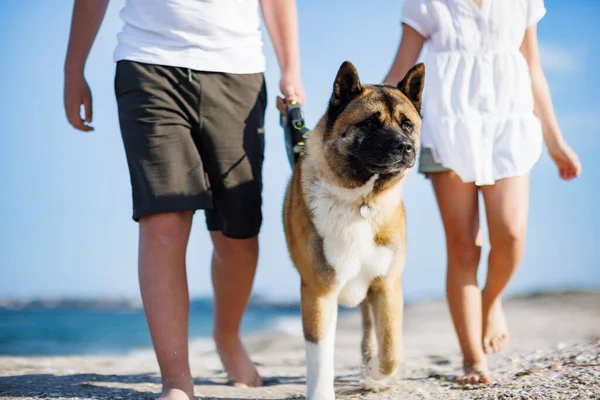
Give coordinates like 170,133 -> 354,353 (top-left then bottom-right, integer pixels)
241,368 -> 261,388
231,372 -> 261,388
458,370 -> 493,385
158,388 -> 195,400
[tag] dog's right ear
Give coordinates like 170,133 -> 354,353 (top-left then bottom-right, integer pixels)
328,61 -> 363,124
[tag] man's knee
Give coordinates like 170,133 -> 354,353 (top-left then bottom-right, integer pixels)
211,232 -> 258,259
139,211 -> 193,245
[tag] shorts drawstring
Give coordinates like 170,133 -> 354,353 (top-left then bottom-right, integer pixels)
187,68 -> 192,82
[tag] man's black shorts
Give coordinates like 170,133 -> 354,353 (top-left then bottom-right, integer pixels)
114,60 -> 267,239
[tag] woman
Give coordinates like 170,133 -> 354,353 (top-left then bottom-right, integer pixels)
383,0 -> 581,383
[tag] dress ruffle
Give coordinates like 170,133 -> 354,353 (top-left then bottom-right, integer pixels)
422,113 -> 543,185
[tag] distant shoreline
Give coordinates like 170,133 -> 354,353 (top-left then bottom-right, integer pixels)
0,295 -> 300,312
1,288 -> 598,312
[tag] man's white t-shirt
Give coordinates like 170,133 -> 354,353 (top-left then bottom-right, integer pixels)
113,0 -> 266,74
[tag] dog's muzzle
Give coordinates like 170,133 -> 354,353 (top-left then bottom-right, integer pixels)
357,134 -> 416,174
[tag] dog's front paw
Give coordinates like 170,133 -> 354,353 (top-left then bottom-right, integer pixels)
361,357 -> 399,391
307,386 -> 335,400
369,357 -> 400,380
367,357 -> 386,381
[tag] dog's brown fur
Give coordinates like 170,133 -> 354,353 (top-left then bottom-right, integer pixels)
283,61 -> 425,398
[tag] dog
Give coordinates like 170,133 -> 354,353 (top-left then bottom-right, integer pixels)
282,60 -> 425,400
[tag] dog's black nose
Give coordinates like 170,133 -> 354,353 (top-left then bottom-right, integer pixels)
397,139 -> 413,154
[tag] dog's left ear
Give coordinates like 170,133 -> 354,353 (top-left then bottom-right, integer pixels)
397,63 -> 425,112
328,61 -> 363,123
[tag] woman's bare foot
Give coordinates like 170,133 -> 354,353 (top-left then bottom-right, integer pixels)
482,300 -> 509,354
214,333 -> 262,387
457,360 -> 492,384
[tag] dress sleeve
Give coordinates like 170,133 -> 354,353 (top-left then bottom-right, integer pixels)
527,0 -> 547,27
401,0 -> 436,39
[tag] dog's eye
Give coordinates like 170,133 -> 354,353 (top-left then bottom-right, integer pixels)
362,116 -> 380,129
400,118 -> 413,131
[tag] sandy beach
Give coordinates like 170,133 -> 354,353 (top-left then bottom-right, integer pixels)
1,292 -> 599,400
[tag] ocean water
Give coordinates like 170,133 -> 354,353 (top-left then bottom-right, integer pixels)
0,302 -> 303,356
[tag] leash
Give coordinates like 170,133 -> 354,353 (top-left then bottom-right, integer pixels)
280,100 -> 311,168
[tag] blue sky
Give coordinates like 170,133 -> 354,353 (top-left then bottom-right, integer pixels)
0,0 -> 598,302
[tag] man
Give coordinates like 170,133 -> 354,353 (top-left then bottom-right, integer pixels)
63,1 -> 305,399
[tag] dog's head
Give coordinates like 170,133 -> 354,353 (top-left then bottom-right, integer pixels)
313,61 -> 425,190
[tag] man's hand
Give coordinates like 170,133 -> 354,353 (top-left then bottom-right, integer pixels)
64,71 -> 94,132
63,0 -> 109,132
277,70 -> 305,115
259,0 -> 304,116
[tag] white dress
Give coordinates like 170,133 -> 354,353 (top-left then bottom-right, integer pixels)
403,0 -> 546,185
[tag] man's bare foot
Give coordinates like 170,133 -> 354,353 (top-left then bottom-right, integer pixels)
214,333 -> 262,387
158,388 -> 196,400
482,300 -> 509,354
158,377 -> 195,400
457,360 -> 492,384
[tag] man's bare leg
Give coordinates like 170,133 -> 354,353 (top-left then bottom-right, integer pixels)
139,211 -> 195,400
210,232 -> 262,387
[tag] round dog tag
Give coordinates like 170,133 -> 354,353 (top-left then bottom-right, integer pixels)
360,204 -> 372,218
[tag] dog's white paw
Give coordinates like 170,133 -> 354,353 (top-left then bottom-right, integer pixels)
307,386 -> 335,400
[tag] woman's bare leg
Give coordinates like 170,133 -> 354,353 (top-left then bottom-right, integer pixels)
431,171 -> 490,384
480,175 -> 529,354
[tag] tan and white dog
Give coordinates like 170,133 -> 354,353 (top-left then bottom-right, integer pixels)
283,61 -> 425,400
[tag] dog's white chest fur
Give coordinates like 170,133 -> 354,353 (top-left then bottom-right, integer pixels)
308,175 -> 399,307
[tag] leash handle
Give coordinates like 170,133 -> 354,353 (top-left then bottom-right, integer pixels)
280,100 -> 310,168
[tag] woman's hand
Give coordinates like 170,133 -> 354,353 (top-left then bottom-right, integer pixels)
521,26 -> 581,181
547,140 -> 582,181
